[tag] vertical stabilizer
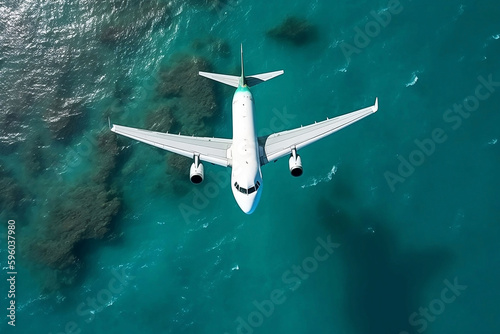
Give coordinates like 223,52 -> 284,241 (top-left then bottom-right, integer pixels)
240,44 -> 245,86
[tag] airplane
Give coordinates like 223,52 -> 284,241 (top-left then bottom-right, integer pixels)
110,45 -> 378,214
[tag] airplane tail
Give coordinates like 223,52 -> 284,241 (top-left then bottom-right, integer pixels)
240,43 -> 245,85
199,44 -> 284,88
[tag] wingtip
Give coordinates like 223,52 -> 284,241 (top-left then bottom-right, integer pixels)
374,97 -> 379,112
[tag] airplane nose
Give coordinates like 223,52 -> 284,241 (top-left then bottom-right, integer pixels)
232,183 -> 262,214
237,197 -> 256,214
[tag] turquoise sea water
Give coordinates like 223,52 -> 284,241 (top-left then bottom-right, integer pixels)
1,0 -> 499,333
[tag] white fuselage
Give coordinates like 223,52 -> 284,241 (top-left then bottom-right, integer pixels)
230,85 -> 263,214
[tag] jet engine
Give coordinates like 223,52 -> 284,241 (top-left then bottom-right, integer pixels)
289,148 -> 303,177
190,156 -> 204,184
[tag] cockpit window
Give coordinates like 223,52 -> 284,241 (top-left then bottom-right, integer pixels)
234,181 -> 260,195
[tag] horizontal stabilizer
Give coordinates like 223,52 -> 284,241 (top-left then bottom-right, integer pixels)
199,70 -> 284,88
246,70 -> 284,87
199,71 -> 240,88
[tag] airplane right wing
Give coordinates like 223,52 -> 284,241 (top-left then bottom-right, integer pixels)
259,98 -> 378,165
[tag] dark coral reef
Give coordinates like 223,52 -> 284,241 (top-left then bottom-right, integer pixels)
23,134 -> 48,176
156,56 -> 219,136
29,185 -> 120,270
23,51 -> 223,291
44,97 -> 88,143
0,164 -> 26,221
27,131 -> 122,292
267,16 -> 318,46
145,105 -> 178,133
154,55 -> 220,179
191,37 -> 231,58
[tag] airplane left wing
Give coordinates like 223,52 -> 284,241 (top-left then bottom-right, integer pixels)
111,124 -> 232,167
259,98 -> 378,165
